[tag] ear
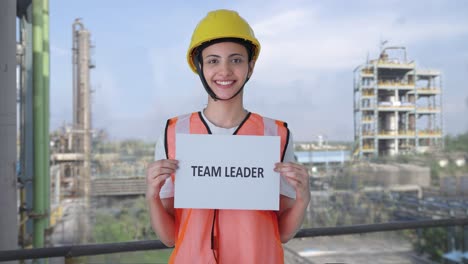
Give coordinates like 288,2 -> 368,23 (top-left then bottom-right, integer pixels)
248,60 -> 256,78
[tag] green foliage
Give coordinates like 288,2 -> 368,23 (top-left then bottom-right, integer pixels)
93,139 -> 155,178
395,154 -> 410,164
429,132 -> 468,178
412,227 -> 447,262
409,226 -> 465,262
429,161 -> 440,184
93,139 -> 155,158
444,132 -> 468,152
306,192 -> 390,228
91,197 -> 172,263
93,198 -> 156,242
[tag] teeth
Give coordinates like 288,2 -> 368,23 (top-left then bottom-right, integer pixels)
216,80 -> 233,85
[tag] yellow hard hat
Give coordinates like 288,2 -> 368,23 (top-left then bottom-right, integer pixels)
187,9 -> 261,73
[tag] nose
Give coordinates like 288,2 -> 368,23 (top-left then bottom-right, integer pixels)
218,61 -> 233,76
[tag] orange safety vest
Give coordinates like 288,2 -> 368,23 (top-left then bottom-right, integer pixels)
165,111 -> 290,264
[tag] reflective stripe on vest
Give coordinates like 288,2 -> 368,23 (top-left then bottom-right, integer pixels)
165,111 -> 289,264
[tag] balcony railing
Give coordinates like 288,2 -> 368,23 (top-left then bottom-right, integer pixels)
375,130 -> 442,137
0,218 -> 467,262
377,80 -> 415,88
410,87 -> 441,94
416,107 -> 441,113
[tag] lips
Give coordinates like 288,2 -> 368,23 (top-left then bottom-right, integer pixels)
214,80 -> 237,90
215,80 -> 235,86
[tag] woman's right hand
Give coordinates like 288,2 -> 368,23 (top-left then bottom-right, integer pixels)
146,159 -> 179,200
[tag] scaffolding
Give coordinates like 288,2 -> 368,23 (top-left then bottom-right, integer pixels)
353,46 -> 443,159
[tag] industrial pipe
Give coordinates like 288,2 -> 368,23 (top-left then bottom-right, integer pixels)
33,0 -> 46,250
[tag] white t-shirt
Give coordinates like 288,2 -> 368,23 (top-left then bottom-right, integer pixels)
155,111 -> 296,199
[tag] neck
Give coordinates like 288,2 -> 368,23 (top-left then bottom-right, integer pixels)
204,95 -> 247,128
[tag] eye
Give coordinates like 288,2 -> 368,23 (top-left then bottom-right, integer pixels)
206,58 -> 218,64
232,58 -> 243,64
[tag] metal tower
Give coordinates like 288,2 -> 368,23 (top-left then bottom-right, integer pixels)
72,18 -> 94,200
353,46 -> 443,159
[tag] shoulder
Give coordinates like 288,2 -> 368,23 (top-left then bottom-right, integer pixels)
250,112 -> 288,128
165,112 -> 199,127
167,112 -> 196,121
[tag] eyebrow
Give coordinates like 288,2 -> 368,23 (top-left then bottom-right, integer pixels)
204,53 -> 245,58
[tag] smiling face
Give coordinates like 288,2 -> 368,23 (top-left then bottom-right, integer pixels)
201,42 -> 254,100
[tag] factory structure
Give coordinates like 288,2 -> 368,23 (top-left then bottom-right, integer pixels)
353,46 -> 443,159
47,19 -> 95,244
50,19 -> 94,202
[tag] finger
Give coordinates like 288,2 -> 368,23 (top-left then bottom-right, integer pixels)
274,166 -> 304,174
151,159 -> 179,170
147,160 -> 179,177
276,162 -> 307,171
282,175 -> 310,192
281,173 -> 308,184
151,174 -> 171,185
152,168 -> 176,179
147,174 -> 171,198
275,161 -> 300,167
146,166 -> 159,176
147,168 -> 176,184
149,174 -> 171,189
281,170 -> 310,184
147,166 -> 163,180
161,159 -> 179,166
148,159 -> 178,167
275,167 -> 309,178
282,175 -> 302,188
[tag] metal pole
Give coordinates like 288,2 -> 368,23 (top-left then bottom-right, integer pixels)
464,225 -> 468,264
42,0 -> 51,234
55,167 -> 60,205
19,12 -> 27,251
19,3 -> 35,248
325,136 -> 329,174
81,28 -> 92,244
0,0 -> 19,259
72,20 -> 93,244
24,6 -> 36,247
33,0 -> 46,251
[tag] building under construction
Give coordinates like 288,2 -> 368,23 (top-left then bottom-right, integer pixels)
353,46 -> 443,159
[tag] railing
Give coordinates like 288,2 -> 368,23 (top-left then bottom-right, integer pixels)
361,91 -> 375,97
375,130 -> 442,137
362,132 -> 375,136
413,87 -> 441,94
361,68 -> 373,75
417,130 -> 443,137
0,218 -> 467,262
361,146 -> 375,151
377,80 -> 415,87
416,107 -> 441,113
375,60 -> 415,68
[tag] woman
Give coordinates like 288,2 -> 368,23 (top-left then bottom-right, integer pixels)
146,9 -> 310,264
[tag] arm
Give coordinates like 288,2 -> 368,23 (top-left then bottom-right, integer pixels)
275,162 -> 311,243
146,159 -> 178,247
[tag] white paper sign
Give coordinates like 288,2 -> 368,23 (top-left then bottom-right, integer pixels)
174,134 -> 280,210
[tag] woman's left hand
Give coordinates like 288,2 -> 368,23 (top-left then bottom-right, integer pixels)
274,162 -> 311,205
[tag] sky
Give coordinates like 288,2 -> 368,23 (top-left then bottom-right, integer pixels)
47,0 -> 468,142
